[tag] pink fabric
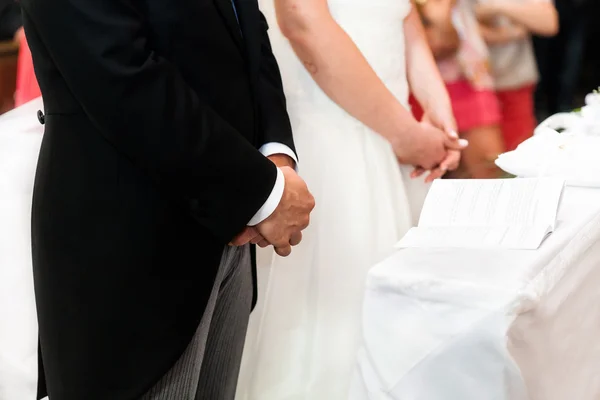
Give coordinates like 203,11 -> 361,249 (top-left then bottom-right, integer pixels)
446,80 -> 501,131
14,35 -> 41,107
409,80 -> 501,133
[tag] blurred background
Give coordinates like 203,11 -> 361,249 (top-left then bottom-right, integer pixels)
533,0 -> 598,120
0,0 -> 598,159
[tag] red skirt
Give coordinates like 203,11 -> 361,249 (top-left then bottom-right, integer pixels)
409,79 -> 501,133
15,34 -> 41,107
496,84 -> 536,151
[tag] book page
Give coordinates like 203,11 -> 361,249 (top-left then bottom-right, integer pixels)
417,178 -> 564,230
396,224 -> 552,250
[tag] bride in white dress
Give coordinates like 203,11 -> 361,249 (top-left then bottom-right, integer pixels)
237,0 -> 465,398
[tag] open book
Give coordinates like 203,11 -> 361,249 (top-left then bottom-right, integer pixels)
396,178 -> 566,250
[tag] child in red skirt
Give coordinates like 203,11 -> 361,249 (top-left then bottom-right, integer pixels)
412,0 -> 505,178
475,0 -> 558,151
14,28 -> 41,107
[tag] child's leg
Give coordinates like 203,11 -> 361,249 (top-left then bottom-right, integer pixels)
446,80 -> 505,178
454,124 -> 505,179
497,85 -> 537,151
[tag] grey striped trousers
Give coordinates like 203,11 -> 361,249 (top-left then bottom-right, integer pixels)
141,245 -> 253,400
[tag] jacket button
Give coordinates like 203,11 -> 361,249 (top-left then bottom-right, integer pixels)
37,110 -> 45,125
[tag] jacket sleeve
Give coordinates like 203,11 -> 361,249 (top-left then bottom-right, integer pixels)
21,0 -> 277,243
256,11 -> 297,156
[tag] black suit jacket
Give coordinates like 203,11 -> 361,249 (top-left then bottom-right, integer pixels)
0,0 -> 21,40
20,0 -> 294,398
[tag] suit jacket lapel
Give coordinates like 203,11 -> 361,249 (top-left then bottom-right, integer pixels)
213,0 -> 244,52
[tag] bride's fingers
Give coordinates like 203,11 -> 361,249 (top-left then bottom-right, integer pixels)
440,150 -> 461,171
424,162 -> 450,183
411,167 -> 426,178
444,136 -> 469,151
449,154 -> 461,171
415,148 -> 460,182
446,128 -> 459,139
425,168 -> 445,183
258,239 -> 270,248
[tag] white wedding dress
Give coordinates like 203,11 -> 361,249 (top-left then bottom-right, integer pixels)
237,0 -> 429,398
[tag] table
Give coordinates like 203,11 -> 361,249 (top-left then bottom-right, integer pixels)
0,98 -> 43,400
352,186 -> 600,399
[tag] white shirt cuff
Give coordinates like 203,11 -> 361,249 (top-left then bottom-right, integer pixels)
247,167 -> 285,226
258,142 -> 299,171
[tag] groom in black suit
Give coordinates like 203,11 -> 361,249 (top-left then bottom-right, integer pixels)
20,0 -> 314,398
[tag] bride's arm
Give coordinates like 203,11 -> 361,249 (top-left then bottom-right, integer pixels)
404,6 -> 455,133
273,0 -> 420,143
274,0 -> 466,174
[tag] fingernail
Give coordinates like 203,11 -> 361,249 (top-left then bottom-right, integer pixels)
449,130 -> 459,139
440,165 -> 448,171
459,139 -> 469,147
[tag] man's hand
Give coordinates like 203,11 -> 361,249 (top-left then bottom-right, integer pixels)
230,166 -> 314,257
267,153 -> 296,169
230,153 -> 298,248
255,167 -> 314,256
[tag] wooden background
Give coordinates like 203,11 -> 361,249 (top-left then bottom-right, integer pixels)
0,40 -> 18,115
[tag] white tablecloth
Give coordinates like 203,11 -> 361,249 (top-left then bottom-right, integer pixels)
0,98 -> 44,400
354,186 -> 600,399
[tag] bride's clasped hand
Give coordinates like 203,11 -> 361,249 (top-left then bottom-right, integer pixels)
390,117 -> 467,182
412,103 -> 468,181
